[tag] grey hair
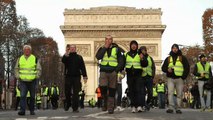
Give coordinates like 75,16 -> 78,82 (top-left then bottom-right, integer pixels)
23,45 -> 32,51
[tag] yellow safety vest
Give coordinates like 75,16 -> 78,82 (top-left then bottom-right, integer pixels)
100,47 -> 118,67
168,56 -> 183,76
19,55 -> 37,81
157,84 -> 165,93
142,56 -> 153,77
51,87 -> 59,95
27,91 -> 30,97
196,62 -> 210,79
153,87 -> 158,97
36,95 -> 42,103
43,87 -> 49,96
16,87 -> 21,97
125,53 -> 142,69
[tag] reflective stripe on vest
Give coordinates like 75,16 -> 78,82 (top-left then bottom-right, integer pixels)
43,87 -> 49,96
51,87 -> 59,95
168,56 -> 183,76
19,55 -> 37,81
196,62 -> 210,79
125,53 -> 142,69
157,84 -> 165,93
27,91 -> 30,97
153,87 -> 158,97
36,96 -> 41,103
142,56 -> 153,77
16,87 -> 20,97
100,47 -> 118,67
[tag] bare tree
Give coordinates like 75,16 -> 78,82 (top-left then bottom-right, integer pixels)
202,8 -> 213,61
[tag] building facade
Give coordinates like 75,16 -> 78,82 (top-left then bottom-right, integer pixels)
60,6 -> 166,100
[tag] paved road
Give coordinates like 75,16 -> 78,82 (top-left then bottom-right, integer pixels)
0,108 -> 212,120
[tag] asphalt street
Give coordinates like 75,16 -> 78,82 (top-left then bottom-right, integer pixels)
0,107 -> 212,120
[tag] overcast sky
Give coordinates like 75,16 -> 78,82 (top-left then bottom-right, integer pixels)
15,0 -> 213,59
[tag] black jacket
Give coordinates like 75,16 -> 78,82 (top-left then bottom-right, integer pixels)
161,51 -> 190,79
62,52 -> 87,77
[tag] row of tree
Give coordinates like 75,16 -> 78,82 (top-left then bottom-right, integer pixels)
0,0 -> 63,92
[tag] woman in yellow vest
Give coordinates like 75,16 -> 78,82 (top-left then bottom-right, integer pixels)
161,44 -> 190,114
193,54 -> 212,112
15,45 -> 41,116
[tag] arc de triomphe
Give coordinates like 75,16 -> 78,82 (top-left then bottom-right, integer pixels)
60,6 -> 166,100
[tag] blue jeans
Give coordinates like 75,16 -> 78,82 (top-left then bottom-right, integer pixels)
19,80 -> 36,112
158,93 -> 165,108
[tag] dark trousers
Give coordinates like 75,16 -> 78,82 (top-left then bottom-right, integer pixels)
79,99 -> 84,108
116,83 -> 122,106
97,97 -> 102,108
158,93 -> 165,108
127,76 -> 145,107
19,80 -> 36,112
51,96 -> 58,109
191,96 -> 201,109
15,97 -> 20,110
65,76 -> 81,111
143,76 -> 153,106
151,96 -> 158,107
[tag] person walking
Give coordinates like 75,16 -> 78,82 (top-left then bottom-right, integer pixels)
190,82 -> 201,109
115,70 -> 125,111
62,44 -> 88,112
95,35 -> 124,114
15,85 -> 21,110
139,46 -> 156,111
156,79 -> 166,109
124,40 -> 148,113
50,83 -> 60,109
42,84 -> 49,110
193,54 -> 212,112
79,90 -> 85,109
15,45 -> 41,115
95,86 -> 102,108
161,44 -> 190,114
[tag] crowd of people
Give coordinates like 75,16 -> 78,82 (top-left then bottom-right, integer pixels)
14,35 -> 213,116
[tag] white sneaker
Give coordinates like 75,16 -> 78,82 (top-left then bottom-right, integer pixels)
116,106 -> 122,111
137,106 -> 142,112
132,107 -> 136,113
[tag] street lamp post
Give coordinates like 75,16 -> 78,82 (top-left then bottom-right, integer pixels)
6,38 -> 10,89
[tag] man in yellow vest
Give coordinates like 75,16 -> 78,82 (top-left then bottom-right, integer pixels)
15,86 -> 21,110
151,83 -> 158,109
193,54 -> 212,112
36,92 -> 41,110
162,44 -> 189,114
124,40 -> 148,113
42,84 -> 49,110
15,45 -> 41,116
96,35 -> 124,114
156,79 -> 166,109
50,83 -> 59,109
139,46 -> 156,111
